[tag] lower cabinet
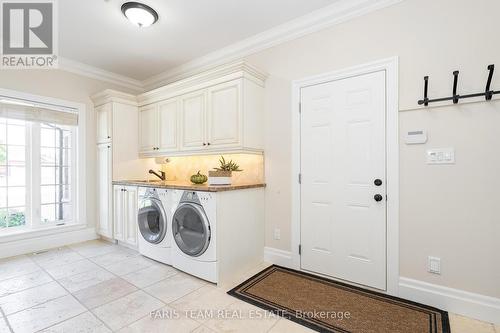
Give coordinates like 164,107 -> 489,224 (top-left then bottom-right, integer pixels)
113,185 -> 138,247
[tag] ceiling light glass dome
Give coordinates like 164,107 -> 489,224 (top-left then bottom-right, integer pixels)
121,2 -> 159,28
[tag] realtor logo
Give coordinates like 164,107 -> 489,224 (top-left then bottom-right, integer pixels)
1,0 -> 58,68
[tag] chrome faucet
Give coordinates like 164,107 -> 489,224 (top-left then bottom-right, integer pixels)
149,169 -> 166,181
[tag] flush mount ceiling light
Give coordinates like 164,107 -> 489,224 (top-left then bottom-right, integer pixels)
121,2 -> 159,27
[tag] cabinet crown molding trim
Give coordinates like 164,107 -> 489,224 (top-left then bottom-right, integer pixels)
91,89 -> 138,107
138,60 -> 267,106
142,0 -> 403,89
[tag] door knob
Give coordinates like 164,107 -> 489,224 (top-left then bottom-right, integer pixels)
374,194 -> 383,202
374,179 -> 382,186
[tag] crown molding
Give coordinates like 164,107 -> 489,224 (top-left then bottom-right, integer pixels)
58,57 -> 145,93
138,60 -> 268,106
142,0 -> 404,89
90,89 -> 138,107
57,0 -> 402,92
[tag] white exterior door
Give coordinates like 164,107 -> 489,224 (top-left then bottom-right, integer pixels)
158,99 -> 179,152
139,105 -> 158,153
207,80 -> 241,148
97,143 -> 113,238
181,91 -> 206,150
300,71 -> 387,290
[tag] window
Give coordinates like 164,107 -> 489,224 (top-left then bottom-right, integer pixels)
39,123 -> 74,224
0,118 -> 27,229
0,99 -> 78,233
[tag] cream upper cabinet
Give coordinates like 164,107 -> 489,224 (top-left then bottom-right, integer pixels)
139,105 -> 159,153
158,100 -> 179,152
96,103 -> 112,143
181,90 -> 206,151
137,61 -> 267,156
139,99 -> 180,154
207,80 -> 242,148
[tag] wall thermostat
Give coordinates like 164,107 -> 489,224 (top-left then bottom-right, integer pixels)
405,130 -> 427,144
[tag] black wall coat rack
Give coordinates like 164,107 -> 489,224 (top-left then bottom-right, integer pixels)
418,64 -> 499,106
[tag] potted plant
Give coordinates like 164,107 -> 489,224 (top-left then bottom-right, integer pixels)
208,156 -> 243,185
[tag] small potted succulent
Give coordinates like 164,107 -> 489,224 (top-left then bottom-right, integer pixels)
208,156 -> 242,185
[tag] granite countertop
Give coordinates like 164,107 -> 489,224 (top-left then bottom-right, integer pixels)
112,180 -> 266,192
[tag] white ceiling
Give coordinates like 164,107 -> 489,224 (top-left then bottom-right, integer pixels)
59,0 -> 337,81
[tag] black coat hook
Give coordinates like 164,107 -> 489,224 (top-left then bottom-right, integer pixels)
452,71 -> 459,104
418,64 -> 499,106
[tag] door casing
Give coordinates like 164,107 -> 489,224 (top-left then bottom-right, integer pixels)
290,57 -> 399,296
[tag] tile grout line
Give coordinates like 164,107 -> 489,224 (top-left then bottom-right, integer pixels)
30,246 -> 117,333
0,305 -> 14,333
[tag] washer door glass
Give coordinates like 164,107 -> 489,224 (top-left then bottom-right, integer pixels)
172,203 -> 210,257
138,198 -> 167,244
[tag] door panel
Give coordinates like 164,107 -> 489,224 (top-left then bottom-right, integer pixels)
125,186 -> 138,246
181,91 -> 206,150
113,186 -> 124,241
97,143 -> 112,238
158,100 -> 179,152
96,104 -> 112,143
139,105 -> 158,153
207,81 -> 241,147
300,71 -> 387,290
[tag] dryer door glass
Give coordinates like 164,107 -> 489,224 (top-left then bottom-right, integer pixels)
138,198 -> 167,244
172,203 -> 210,257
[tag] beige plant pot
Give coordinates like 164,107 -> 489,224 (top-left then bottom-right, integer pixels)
208,170 -> 232,185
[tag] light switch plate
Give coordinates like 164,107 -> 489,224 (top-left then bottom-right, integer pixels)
426,148 -> 455,164
428,256 -> 441,275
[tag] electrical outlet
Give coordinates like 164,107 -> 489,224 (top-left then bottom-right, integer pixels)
273,228 -> 281,240
428,256 -> 441,274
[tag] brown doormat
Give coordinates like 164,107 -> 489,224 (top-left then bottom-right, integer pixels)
228,265 -> 450,333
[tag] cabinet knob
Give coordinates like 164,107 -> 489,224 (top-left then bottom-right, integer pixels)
374,194 -> 383,202
203,143 -> 207,146
207,142 -> 211,146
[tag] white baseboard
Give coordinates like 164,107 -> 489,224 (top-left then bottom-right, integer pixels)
264,247 -> 293,268
399,277 -> 500,325
0,227 -> 98,258
264,247 -> 500,325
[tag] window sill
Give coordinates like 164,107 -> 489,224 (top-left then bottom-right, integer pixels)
0,222 -> 88,244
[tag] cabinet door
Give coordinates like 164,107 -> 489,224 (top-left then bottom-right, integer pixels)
124,186 -> 138,247
97,143 -> 113,238
158,99 -> 179,152
139,105 -> 158,153
96,104 -> 112,143
207,81 -> 242,148
113,186 -> 125,242
181,91 -> 206,150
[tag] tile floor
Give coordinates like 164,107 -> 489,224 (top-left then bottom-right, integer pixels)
0,240 -> 495,333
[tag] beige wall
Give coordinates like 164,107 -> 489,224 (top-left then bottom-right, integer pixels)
244,0 -> 500,298
0,70 -> 138,229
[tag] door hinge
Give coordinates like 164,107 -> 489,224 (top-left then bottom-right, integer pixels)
298,173 -> 302,184
299,244 -> 302,255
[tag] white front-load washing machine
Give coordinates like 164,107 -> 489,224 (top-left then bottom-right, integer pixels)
171,190 -> 217,283
137,187 -> 172,264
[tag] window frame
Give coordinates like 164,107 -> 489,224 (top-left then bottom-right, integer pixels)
0,88 -> 86,237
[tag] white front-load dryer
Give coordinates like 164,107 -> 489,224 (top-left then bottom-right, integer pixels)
137,187 -> 172,264
171,190 -> 217,283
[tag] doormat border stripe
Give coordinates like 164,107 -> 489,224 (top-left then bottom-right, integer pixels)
227,265 -> 450,333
